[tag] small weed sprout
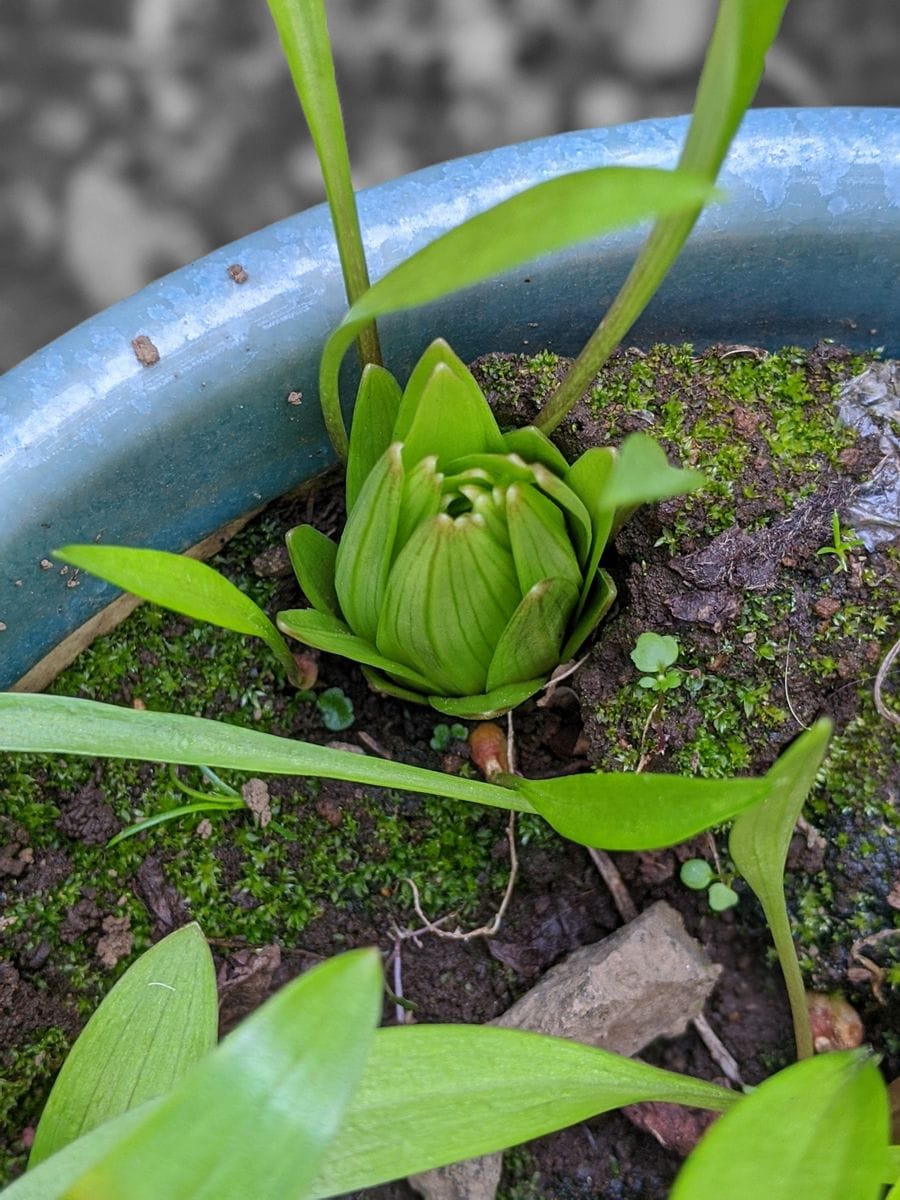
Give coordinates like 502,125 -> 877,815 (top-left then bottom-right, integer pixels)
679,857 -> 739,913
429,722 -> 469,752
316,687 -> 355,732
815,511 -> 864,573
630,632 -> 683,693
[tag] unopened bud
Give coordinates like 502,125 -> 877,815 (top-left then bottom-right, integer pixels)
469,722 -> 509,781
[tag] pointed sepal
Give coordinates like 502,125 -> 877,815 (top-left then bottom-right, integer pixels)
398,361 -> 506,469
428,676 -> 547,720
560,568 -> 616,662
285,525 -> 340,619
487,577 -> 579,692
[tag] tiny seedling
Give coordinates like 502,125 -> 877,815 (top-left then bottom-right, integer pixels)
430,722 -> 469,752
631,631 -> 683,692
316,686 -> 355,732
679,857 -> 739,912
815,510 -> 864,573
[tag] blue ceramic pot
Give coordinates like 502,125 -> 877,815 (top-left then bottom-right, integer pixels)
2,107 -> 898,690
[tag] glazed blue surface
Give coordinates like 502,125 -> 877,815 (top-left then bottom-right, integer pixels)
2,108 -> 898,688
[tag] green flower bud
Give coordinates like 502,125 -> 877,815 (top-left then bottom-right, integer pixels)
278,339 -> 702,718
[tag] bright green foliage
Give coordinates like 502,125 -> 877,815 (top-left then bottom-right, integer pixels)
5,963 -> 733,1200
537,0 -> 790,431
730,718 -> 833,1059
631,631 -> 683,692
669,1050 -> 891,1200
61,949 -> 383,1200
815,510 -> 865,573
318,170 -> 716,455
680,858 -> 714,890
265,0 -> 380,369
0,693 -> 812,854
28,925 -> 217,1167
282,339 -> 701,718
707,881 -> 739,911
55,545 -> 302,687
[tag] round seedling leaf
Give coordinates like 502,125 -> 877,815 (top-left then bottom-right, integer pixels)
680,859 -> 715,890
631,632 -> 680,674
708,882 -> 739,912
317,688 -> 355,732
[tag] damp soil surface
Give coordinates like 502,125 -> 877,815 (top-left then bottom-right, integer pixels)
1,344 -> 898,1198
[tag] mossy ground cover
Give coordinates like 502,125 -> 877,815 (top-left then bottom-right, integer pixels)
1,344 -> 897,1198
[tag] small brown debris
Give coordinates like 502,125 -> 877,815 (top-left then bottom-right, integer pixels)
806,992 -> 864,1053
286,390 -> 303,406
227,263 -> 249,284
96,914 -> 133,969
315,797 -> 343,828
196,819 -> 214,839
887,880 -> 900,910
731,406 -> 759,436
0,621 -> 5,631
242,778 -> 272,828
217,945 -> 281,1034
252,544 -> 292,579
39,559 -> 53,570
623,1100 -> 718,1157
469,723 -> 509,780
131,335 -> 160,367
813,596 -> 841,619
837,447 -> 862,470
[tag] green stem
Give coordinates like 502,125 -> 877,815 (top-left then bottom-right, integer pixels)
535,212 -> 698,434
267,0 -> 381,458
765,898 -> 814,1060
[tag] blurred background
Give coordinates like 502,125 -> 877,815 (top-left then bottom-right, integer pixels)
0,0 -> 897,373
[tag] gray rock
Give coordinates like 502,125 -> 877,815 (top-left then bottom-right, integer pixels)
409,901 -> 720,1200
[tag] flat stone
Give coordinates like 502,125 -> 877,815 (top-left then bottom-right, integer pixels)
409,901 -> 720,1200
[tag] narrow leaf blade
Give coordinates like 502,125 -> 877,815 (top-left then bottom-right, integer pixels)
56,545 -> 299,684
346,365 -> 403,511
0,693 -> 532,813
66,949 -> 383,1200
29,925 -> 217,1167
309,1025 -> 735,1197
518,770 -> 768,850
320,167 -> 716,430
670,1050 -> 889,1200
285,525 -> 340,619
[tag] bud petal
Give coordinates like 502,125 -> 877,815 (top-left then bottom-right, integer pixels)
395,455 -> 443,559
377,512 -> 520,695
399,361 -> 506,470
506,482 -> 582,594
486,577 -> 579,692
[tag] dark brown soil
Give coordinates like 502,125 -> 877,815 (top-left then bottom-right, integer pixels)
1,345 -> 897,1199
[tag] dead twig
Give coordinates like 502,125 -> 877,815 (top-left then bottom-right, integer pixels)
783,631 -> 810,730
692,1010 -> 744,1088
587,847 -> 638,923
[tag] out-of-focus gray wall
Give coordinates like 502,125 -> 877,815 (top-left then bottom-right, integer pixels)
0,0 -> 896,372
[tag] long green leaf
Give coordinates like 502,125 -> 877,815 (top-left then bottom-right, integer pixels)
29,925 -> 217,1168
0,693 -> 532,814
56,545 -> 300,686
729,719 -> 832,1060
0,1022 -> 735,1200
309,1025 -> 735,1196
670,1051 -> 889,1200
266,0 -> 380,381
319,166 -> 716,452
537,0 -> 789,431
65,948 -> 382,1200
516,770 -> 768,850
